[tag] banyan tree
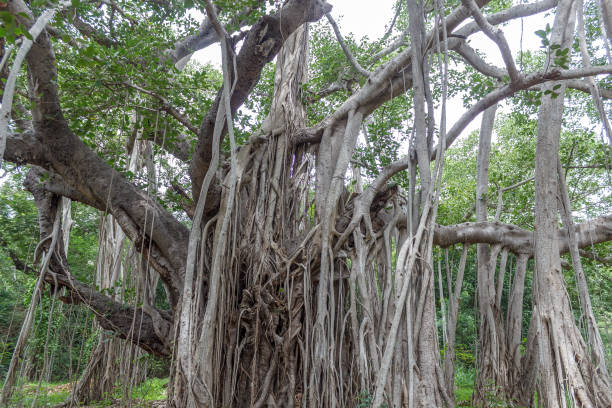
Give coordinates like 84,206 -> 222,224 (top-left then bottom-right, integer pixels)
0,0 -> 611,406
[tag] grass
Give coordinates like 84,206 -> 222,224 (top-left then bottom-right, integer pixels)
455,365 -> 476,406
10,377 -> 168,407
10,381 -> 71,407
130,377 -> 168,401
12,370 -> 533,407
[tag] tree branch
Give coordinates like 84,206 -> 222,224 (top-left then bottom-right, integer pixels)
60,9 -> 117,47
461,0 -> 519,81
325,13 -> 371,77
9,0 -> 190,309
53,271 -> 172,357
433,214 -> 612,256
169,3 -> 261,67
189,0 -> 332,200
120,81 -> 198,134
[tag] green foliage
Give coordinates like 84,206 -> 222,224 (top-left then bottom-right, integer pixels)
8,377 -> 170,407
131,377 -> 169,401
0,169 -> 97,384
8,382 -> 70,408
454,366 -> 475,404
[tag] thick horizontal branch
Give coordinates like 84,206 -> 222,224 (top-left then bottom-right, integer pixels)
433,214 -> 612,256
169,3 -> 259,67
54,272 -> 172,357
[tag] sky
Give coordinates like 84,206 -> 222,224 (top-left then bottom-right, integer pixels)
193,0 -> 553,145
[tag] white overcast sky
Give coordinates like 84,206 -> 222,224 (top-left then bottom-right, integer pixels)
194,0 -> 552,143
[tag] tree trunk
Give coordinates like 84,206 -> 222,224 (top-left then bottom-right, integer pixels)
531,1 -> 612,405
472,104 -> 510,406
444,244 -> 469,400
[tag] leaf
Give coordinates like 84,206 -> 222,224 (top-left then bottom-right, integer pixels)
535,30 -> 547,38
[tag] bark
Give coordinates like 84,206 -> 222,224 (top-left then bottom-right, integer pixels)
70,140 -> 159,405
443,244 -> 469,400
2,1 -> 612,408
471,104 -> 511,405
505,254 -> 528,395
531,1 -> 612,405
433,215 -> 612,253
189,0 -> 332,202
557,157 -> 611,394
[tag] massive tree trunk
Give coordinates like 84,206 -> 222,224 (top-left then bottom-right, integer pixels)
169,25 -> 316,407
531,1 -> 612,406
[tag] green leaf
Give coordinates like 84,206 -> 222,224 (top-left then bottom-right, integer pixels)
535,30 -> 547,38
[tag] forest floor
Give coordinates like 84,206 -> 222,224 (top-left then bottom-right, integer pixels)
11,370 -> 479,407
10,377 -> 168,407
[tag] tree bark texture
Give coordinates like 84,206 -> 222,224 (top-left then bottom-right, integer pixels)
2,0 -> 612,407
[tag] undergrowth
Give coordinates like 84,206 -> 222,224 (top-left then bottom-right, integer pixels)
9,377 -> 168,407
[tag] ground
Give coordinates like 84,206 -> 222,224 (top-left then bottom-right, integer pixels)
11,369 -> 492,407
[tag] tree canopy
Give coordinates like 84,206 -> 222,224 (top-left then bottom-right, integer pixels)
0,0 -> 611,407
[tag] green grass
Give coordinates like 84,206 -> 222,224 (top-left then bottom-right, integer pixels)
131,377 -> 168,401
10,381 -> 70,407
455,366 -> 475,406
9,377 -> 169,407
